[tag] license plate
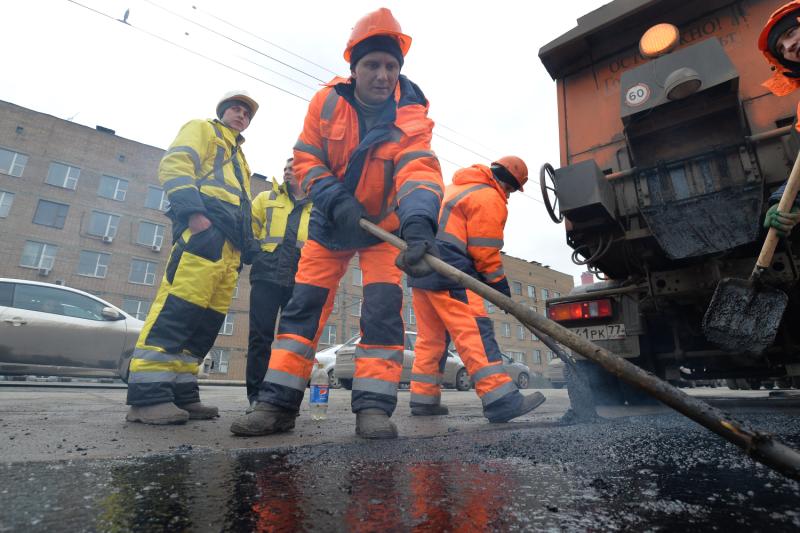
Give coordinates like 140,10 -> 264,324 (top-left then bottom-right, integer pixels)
569,324 -> 626,341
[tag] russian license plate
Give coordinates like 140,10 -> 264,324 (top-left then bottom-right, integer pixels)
569,324 -> 626,341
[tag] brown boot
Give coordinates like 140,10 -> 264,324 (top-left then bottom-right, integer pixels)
179,402 -> 219,420
355,408 -> 398,439
229,402 -> 297,436
126,403 -> 189,425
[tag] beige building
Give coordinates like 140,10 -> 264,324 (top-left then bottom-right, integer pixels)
0,100 -> 573,382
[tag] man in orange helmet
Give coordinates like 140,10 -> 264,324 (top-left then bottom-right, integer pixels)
230,8 -> 443,439
759,1 -> 800,236
402,157 -> 546,422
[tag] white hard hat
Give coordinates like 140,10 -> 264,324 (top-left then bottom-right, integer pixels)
216,90 -> 259,120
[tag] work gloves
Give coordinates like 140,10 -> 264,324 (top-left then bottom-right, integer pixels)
763,204 -> 800,237
330,194 -> 367,243
487,277 -> 511,298
396,217 -> 438,277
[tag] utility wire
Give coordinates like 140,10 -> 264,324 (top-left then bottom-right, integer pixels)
238,55 -> 319,91
66,0 -> 311,102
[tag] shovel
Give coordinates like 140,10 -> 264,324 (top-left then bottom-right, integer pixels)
702,153 -> 800,354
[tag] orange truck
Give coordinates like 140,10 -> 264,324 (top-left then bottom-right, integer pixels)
538,0 -> 800,400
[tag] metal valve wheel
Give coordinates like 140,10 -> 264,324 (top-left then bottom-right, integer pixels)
540,163 -> 563,223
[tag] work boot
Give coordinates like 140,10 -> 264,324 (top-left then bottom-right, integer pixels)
487,392 -> 546,423
179,402 -> 219,420
229,402 -> 297,436
410,404 -> 449,416
355,408 -> 398,439
126,403 -> 189,425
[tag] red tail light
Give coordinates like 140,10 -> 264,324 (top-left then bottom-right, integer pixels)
547,299 -> 612,321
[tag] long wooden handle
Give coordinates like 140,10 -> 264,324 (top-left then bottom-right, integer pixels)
360,218 -> 800,480
756,152 -> 800,270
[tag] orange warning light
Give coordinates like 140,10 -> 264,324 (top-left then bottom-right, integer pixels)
639,23 -> 680,59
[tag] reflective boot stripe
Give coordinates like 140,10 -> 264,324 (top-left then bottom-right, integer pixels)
470,364 -> 506,383
480,381 -> 518,407
353,377 -> 398,397
410,373 -> 442,384
264,368 -> 308,392
355,345 -> 404,363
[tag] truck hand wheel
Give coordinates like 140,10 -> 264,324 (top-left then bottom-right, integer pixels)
540,163 -> 563,224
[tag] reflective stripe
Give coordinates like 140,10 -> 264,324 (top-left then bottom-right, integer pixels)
468,237 -> 504,248
202,180 -> 246,198
438,231 -> 467,253
471,364 -> 506,383
261,236 -> 284,245
321,90 -> 340,121
480,381 -> 518,406
129,359 -> 199,374
410,373 -> 442,385
484,266 -> 505,279
395,150 -> 437,176
163,176 -> 195,193
294,140 -> 326,161
264,368 -> 308,392
301,165 -> 332,189
397,179 -> 443,200
131,349 -> 197,363
295,240 -> 305,249
353,377 -> 398,396
410,392 -> 440,405
274,338 -> 315,360
438,184 -> 490,233
355,345 -> 404,363
166,146 -> 202,176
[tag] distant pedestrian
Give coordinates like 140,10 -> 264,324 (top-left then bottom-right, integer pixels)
244,158 -> 312,409
126,91 -> 258,425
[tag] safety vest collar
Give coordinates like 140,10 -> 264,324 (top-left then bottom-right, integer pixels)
210,118 -> 246,146
452,165 -> 508,205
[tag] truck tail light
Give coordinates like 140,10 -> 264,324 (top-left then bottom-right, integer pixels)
548,299 -> 612,321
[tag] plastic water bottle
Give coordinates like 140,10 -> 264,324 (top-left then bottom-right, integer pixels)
310,362 -> 329,420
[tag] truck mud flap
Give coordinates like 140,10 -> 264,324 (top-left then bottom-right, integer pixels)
639,184 -> 761,259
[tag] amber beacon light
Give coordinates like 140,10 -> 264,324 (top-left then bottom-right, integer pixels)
639,23 -> 680,58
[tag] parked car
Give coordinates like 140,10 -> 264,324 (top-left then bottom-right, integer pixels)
498,353 -> 531,389
0,278 -> 144,381
314,343 -> 343,388
546,357 -> 566,389
335,332 -> 470,391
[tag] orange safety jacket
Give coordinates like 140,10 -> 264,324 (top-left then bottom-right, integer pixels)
409,164 -> 508,290
293,75 -> 443,250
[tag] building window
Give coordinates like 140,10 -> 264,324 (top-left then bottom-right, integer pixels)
77,250 -> 111,278
208,347 -> 229,374
145,186 -> 169,211
0,147 -> 28,177
502,322 -> 511,337
33,200 -> 69,229
509,351 -> 524,362
0,190 -> 14,217
20,241 -> 57,270
46,162 -> 80,190
350,327 -> 360,339
98,175 -> 128,201
122,297 -> 151,320
527,285 -> 536,299
548,351 -> 556,361
350,296 -> 362,317
512,281 -> 522,296
353,267 -> 362,286
129,258 -> 157,285
531,329 -> 538,341
532,350 -> 542,364
331,294 -> 339,314
320,324 -> 337,345
219,314 -> 235,335
232,281 -> 239,299
542,288 -> 550,301
485,300 -> 495,314
88,211 -> 120,239
517,324 -> 525,340
137,221 -> 165,248
554,291 -> 561,298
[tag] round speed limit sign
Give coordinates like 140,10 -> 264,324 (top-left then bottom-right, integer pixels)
625,83 -> 650,107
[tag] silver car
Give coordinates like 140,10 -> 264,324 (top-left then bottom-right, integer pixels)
0,278 -> 144,381
498,353 -> 532,389
335,332 -> 471,391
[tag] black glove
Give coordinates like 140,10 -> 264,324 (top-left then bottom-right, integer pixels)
240,240 -> 261,265
396,218 -> 438,277
487,277 -> 511,298
330,194 -> 367,239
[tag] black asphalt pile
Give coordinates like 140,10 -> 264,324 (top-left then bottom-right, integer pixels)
1,412 -> 798,531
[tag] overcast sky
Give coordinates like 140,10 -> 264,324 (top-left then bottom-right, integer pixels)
1,0 -> 605,283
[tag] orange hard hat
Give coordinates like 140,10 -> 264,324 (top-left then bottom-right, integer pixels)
758,0 -> 800,96
492,156 -> 528,192
343,7 -> 412,63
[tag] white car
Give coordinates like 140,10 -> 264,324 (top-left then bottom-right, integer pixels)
314,343 -> 343,388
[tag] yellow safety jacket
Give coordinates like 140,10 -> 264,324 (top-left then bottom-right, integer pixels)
249,178 -> 312,285
159,118 -> 253,250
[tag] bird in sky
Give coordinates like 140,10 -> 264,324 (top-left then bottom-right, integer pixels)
118,8 -> 130,25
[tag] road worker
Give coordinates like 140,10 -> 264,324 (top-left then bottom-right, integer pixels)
126,91 -> 258,425
244,158 -> 312,409
760,1 -> 800,236
230,8 -> 443,439
404,157 -> 546,422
